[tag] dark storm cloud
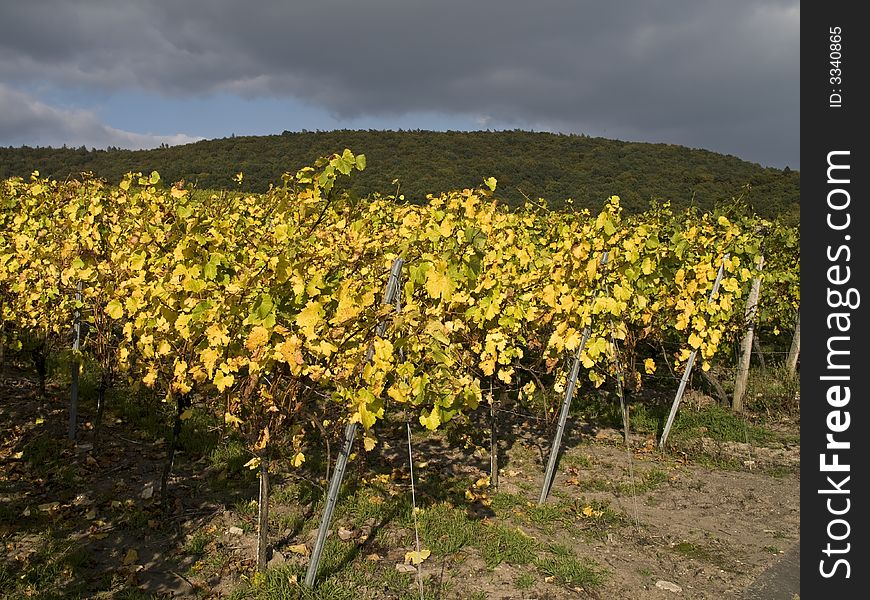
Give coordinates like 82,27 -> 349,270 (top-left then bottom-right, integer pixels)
0,0 -> 798,166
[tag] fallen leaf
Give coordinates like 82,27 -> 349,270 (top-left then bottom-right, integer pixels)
288,543 -> 309,556
122,549 -> 138,565
404,549 -> 431,565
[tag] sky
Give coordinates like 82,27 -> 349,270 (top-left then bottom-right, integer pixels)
0,0 -> 799,169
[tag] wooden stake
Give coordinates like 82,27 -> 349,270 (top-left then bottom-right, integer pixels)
539,252 -> 609,505
256,456 -> 270,572
68,280 -> 83,440
785,311 -> 800,375
733,256 -> 764,412
305,257 -> 403,588
659,255 -> 728,450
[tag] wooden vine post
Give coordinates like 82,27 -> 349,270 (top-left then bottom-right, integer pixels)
68,280 -> 83,440
732,255 -> 764,412
304,257 -> 404,588
489,382 -> 498,491
539,252 -> 608,505
785,310 -> 800,375
256,456 -> 270,571
659,254 -> 728,450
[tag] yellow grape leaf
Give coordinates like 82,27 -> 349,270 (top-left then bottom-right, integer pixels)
425,267 -> 452,301
173,360 -> 188,380
497,367 -> 513,384
296,301 -> 323,339
387,384 -> 409,403
420,407 -> 441,431
479,357 -> 496,376
244,457 -> 261,470
688,332 -> 703,349
206,324 -> 230,347
288,543 -> 309,556
563,328 -> 583,350
199,348 -> 220,376
214,370 -> 234,393
143,369 -> 157,387
643,358 -> 656,374
245,326 -> 270,352
721,277 -> 740,293
292,452 -> 305,468
404,549 -> 431,565
224,412 -> 243,427
105,299 -> 124,320
585,336 -> 608,359
332,283 -> 363,324
641,257 -> 653,275
363,433 -> 377,452
425,320 -> 451,345
484,176 -> 497,191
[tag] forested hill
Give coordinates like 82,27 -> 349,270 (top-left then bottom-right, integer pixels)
0,130 -> 799,222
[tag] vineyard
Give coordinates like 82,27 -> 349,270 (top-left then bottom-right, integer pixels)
0,151 -> 800,599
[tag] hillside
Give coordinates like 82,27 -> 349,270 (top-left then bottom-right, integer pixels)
0,130 -> 799,222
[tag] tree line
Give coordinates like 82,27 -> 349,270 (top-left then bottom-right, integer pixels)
0,130 -> 799,223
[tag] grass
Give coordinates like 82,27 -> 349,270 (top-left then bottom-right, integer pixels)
0,531 -> 91,599
535,546 -> 605,590
744,363 -> 800,416
217,478 -> 608,599
417,502 -> 479,556
514,571 -> 537,589
185,530 -> 215,556
672,541 -> 715,563
211,439 -> 255,480
479,524 -> 538,568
